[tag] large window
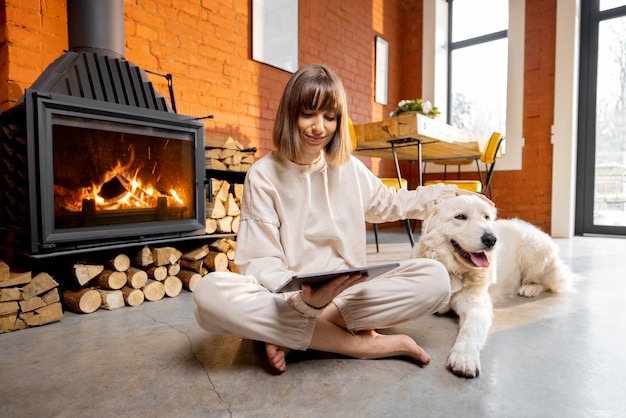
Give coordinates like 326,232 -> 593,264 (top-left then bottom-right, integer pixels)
576,0 -> 626,235
447,0 -> 509,140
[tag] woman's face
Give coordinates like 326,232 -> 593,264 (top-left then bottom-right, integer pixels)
296,109 -> 337,164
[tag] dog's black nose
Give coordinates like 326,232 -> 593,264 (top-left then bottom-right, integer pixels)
481,232 -> 497,248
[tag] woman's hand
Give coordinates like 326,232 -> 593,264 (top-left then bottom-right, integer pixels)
300,273 -> 367,309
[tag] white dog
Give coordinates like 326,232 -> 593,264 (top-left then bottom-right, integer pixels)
410,194 -> 573,378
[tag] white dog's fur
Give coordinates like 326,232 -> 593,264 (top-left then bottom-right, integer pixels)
410,194 -> 573,378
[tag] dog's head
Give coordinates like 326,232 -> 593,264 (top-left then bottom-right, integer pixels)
413,195 -> 498,271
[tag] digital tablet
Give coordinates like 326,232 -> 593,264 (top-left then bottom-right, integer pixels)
275,262 -> 400,293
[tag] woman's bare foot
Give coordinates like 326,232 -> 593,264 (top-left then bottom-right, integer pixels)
309,319 -> 431,365
356,330 -> 431,364
266,343 -> 291,372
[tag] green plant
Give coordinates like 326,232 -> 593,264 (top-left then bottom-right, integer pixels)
390,99 -> 440,119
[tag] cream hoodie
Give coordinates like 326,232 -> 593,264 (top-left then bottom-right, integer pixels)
234,151 -> 456,293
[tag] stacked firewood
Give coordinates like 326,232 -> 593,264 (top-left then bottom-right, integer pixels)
206,179 -> 243,234
0,260 -> 63,333
205,136 -> 255,172
62,238 -> 237,314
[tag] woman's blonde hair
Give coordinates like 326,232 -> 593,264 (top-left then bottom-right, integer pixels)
273,63 -> 352,166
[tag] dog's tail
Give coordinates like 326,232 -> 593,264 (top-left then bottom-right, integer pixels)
542,256 -> 576,294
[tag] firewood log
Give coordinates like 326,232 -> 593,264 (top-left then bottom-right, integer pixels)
0,301 -> 19,315
219,148 -> 238,159
241,155 -> 255,164
206,199 -> 226,219
0,261 -> 9,281
177,270 -> 202,292
215,180 -> 230,202
231,215 -> 240,234
206,158 -> 227,170
126,267 -> 148,289
163,276 -> 183,297
98,289 -> 125,310
225,193 -> 240,216
233,183 -> 244,200
63,288 -> 101,313
0,271 -> 31,288
19,296 -> 46,313
21,272 -> 58,299
107,254 -> 130,272
134,246 -> 155,267
121,286 -> 144,306
1,312 -> 19,333
152,247 -> 182,266
142,279 -> 165,301
0,287 -> 22,302
226,249 -> 236,261
205,218 -> 218,234
73,263 -> 104,286
146,265 -> 168,281
228,260 -> 239,273
19,303 -> 63,327
209,238 -> 231,253
93,270 -> 127,290
41,288 -> 60,305
216,216 -> 233,233
182,245 -> 210,261
204,252 -> 229,272
167,263 -> 181,276
179,259 -> 203,273
205,149 -> 222,159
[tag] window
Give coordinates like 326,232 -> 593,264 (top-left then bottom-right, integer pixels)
448,0 -> 508,140
422,0 -> 524,171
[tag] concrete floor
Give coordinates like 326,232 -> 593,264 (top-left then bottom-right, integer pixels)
1,230 -> 625,418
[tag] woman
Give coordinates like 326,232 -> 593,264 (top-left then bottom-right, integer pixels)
194,63 -> 486,372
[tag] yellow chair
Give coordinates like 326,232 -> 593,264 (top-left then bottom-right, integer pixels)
348,118 -> 415,251
424,132 -> 505,199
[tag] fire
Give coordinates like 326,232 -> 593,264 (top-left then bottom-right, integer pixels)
61,166 -> 184,213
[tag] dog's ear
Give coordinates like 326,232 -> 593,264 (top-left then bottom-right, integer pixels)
421,200 -> 442,235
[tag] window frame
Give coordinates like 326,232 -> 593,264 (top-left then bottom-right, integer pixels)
422,0 -> 525,172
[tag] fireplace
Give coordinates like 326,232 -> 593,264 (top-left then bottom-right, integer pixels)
0,0 -> 206,255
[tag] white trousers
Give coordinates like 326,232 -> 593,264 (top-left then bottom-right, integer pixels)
193,258 -> 451,351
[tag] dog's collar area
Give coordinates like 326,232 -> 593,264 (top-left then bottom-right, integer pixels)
451,240 -> 490,268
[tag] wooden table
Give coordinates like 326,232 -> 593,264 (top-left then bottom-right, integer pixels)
353,112 -> 487,185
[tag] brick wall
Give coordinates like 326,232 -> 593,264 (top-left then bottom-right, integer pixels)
0,0 -> 557,232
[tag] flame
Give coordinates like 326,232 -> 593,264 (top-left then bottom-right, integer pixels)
65,159 -> 185,212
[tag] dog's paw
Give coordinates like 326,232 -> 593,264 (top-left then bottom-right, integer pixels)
518,283 -> 546,297
447,347 -> 481,378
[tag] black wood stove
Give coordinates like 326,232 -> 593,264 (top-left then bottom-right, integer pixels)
0,0 -> 206,255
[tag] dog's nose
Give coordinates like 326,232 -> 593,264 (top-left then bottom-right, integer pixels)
481,232 -> 497,248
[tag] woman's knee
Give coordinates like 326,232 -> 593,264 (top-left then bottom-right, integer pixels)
406,258 -> 451,304
193,272 -> 239,332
